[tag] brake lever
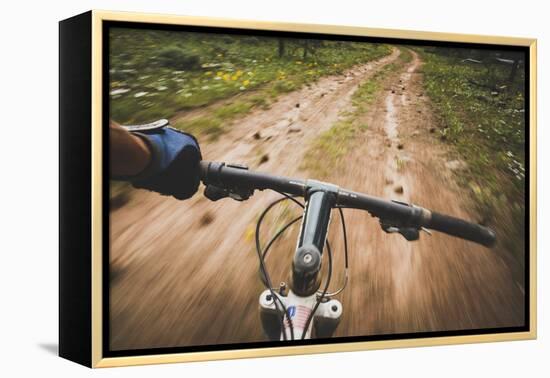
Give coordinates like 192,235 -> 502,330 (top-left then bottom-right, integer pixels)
204,184 -> 253,202
228,188 -> 253,201
379,220 -> 420,241
203,162 -> 254,202
421,227 -> 432,236
204,185 -> 229,201
378,199 -> 434,242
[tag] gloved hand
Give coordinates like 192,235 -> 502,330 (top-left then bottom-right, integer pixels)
127,124 -> 202,200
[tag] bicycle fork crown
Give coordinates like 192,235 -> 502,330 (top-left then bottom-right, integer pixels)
259,289 -> 342,340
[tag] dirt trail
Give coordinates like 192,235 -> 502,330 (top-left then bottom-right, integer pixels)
109,48 -> 523,350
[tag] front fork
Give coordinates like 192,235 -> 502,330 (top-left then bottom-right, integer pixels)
259,289 -> 342,340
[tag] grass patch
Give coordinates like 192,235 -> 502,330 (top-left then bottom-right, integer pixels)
213,101 -> 253,119
175,117 -> 223,140
303,119 -> 368,177
172,99 -> 256,141
398,47 -> 413,64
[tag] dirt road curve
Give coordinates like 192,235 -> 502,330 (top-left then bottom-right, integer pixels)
110,48 -> 524,350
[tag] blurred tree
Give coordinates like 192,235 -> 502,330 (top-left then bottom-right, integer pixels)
278,39 -> 286,58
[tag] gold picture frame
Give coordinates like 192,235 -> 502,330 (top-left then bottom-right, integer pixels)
59,9 -> 537,368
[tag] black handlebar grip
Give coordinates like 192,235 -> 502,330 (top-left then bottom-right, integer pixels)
427,211 -> 496,248
199,160 -> 210,181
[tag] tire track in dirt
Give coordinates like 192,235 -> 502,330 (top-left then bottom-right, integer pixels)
109,49 -> 401,350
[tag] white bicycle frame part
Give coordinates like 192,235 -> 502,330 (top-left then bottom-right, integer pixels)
259,289 -> 342,340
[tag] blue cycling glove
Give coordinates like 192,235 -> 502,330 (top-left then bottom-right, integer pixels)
123,120 -> 202,200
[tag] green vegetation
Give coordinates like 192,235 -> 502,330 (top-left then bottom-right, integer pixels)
395,46 -> 413,64
418,47 -> 526,268
303,47 -> 409,176
303,118 -> 369,177
109,27 -> 391,137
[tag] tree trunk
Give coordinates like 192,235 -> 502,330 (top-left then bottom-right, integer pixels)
508,60 -> 519,84
278,39 -> 285,58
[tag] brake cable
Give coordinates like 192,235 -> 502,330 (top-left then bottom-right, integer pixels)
255,193 -> 305,340
301,238 -> 332,339
318,207 -> 349,297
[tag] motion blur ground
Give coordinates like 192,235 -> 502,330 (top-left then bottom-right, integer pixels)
109,44 -> 525,350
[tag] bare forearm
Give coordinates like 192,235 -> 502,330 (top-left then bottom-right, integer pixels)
109,121 -> 152,177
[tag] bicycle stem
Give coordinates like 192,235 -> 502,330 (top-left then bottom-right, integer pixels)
291,184 -> 337,297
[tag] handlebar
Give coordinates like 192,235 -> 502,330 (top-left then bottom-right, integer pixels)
199,161 -> 496,248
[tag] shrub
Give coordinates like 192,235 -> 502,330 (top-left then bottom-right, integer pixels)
157,46 -> 201,70
220,35 -> 236,44
242,36 -> 261,45
271,80 -> 297,96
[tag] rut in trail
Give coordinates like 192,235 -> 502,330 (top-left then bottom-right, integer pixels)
109,48 -> 523,350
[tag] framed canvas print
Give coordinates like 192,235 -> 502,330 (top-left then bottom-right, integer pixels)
59,10 -> 537,368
